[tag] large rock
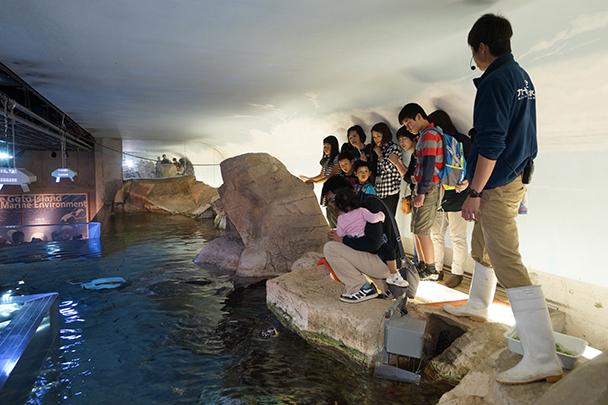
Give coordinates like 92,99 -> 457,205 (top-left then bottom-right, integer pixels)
438,349 -> 557,405
426,322 -> 509,385
193,232 -> 244,271
114,175 -> 221,219
537,352 -> 608,405
267,264 -> 393,365
218,153 -> 329,277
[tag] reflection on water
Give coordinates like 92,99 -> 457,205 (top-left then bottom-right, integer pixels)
0,214 -> 450,404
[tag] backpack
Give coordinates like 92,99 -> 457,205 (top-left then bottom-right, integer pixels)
437,128 -> 467,190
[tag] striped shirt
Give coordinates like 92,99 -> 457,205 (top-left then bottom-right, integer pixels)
321,155 -> 339,177
375,142 -> 403,198
413,124 -> 444,193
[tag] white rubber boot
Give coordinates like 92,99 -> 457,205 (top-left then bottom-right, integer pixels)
443,262 -> 497,322
496,285 -> 563,384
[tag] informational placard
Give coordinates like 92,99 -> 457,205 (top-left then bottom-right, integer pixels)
0,193 -> 88,226
0,193 -> 89,244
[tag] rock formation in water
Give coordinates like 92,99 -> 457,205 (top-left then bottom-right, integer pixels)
267,262 -> 392,365
197,153 -> 329,278
194,231 -> 244,272
113,175 -> 223,222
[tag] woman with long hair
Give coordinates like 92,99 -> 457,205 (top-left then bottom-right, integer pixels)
371,123 -> 407,216
299,135 -> 341,226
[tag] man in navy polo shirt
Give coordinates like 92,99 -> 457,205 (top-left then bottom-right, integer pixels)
443,14 -> 563,385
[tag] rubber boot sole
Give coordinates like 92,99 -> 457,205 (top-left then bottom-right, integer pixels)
443,306 -> 488,322
496,373 -> 563,385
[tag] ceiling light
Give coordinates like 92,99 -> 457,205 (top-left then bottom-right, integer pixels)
51,131 -> 77,183
51,167 -> 77,183
0,167 -> 37,192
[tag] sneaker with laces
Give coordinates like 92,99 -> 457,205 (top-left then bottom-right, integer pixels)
418,265 -> 440,281
377,289 -> 393,300
386,272 -> 409,287
340,284 -> 378,303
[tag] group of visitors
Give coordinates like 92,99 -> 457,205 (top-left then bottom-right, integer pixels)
155,154 -> 194,177
302,105 -> 469,290
303,13 -> 564,386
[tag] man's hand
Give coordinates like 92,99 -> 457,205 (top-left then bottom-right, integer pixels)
461,196 -> 481,221
455,180 -> 469,193
413,193 -> 425,208
359,153 -> 367,161
298,175 -> 309,182
328,230 -> 343,243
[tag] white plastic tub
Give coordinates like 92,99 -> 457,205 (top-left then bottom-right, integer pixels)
504,328 -> 588,370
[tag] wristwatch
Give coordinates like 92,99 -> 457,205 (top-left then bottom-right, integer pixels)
469,189 -> 483,198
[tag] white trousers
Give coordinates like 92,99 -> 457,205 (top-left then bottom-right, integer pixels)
430,210 -> 468,275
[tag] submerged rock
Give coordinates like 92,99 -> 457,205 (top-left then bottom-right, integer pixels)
218,153 -> 329,277
113,175 -> 222,221
193,232 -> 244,272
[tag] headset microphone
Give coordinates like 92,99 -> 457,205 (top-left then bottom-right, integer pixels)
470,56 -> 476,71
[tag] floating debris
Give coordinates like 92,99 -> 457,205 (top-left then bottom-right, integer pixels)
260,327 -> 279,339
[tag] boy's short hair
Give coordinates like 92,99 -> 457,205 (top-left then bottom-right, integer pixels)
395,126 -> 416,142
338,150 -> 355,162
398,103 -> 428,124
468,14 -> 512,56
353,160 -> 371,173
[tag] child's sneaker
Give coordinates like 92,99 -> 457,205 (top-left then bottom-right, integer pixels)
386,272 -> 409,287
419,266 -> 440,281
340,283 -> 378,303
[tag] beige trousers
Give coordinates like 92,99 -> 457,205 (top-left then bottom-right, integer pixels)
323,241 -> 390,294
471,176 -> 531,288
431,210 -> 468,275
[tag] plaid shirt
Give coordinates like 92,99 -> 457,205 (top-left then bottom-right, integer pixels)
375,142 -> 402,198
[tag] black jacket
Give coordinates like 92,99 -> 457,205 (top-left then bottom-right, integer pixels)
342,193 -> 404,266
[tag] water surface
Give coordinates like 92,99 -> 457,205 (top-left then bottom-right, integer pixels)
0,214 -> 450,404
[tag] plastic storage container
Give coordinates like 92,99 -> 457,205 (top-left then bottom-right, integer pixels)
504,328 -> 588,370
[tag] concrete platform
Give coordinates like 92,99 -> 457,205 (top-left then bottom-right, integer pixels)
266,262 -> 571,395
266,265 -> 392,365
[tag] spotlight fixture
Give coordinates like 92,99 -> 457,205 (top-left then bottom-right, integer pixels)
51,167 -> 77,183
51,129 -> 77,183
0,167 -> 37,192
0,100 -> 37,192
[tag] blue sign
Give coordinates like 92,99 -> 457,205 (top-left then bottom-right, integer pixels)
0,194 -> 89,244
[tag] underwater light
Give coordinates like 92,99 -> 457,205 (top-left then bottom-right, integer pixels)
125,159 -> 135,168
51,167 -> 77,183
0,152 -> 13,160
0,167 -> 37,192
